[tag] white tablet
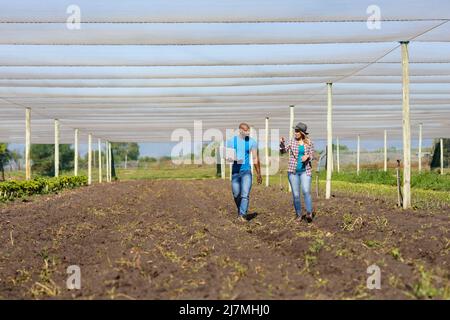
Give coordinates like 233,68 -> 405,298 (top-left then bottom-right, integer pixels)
221,147 -> 237,163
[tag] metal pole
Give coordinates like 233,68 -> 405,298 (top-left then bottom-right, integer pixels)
326,83 -> 333,199
25,108 -> 31,180
401,41 -> 411,209
74,128 -> 79,176
98,139 -> 102,183
54,119 -> 59,177
418,124 -> 423,173
265,117 -> 269,187
88,134 -> 92,185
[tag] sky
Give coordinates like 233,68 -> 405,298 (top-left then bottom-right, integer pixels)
8,138 -> 434,158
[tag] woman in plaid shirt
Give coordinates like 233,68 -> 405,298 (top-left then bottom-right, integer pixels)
280,122 -> 315,223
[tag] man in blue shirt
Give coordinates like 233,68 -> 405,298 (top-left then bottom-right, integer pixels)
226,123 -> 262,222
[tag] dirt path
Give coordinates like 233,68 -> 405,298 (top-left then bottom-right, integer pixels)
0,180 -> 448,299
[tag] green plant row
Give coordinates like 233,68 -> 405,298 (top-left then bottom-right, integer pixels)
318,169 -> 450,192
0,175 -> 88,202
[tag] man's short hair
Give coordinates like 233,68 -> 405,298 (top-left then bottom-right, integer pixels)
239,122 -> 250,130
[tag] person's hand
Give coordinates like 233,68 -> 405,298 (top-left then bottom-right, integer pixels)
257,174 -> 263,184
301,155 -> 309,162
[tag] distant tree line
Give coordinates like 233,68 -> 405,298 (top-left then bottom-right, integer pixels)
0,143 -> 23,181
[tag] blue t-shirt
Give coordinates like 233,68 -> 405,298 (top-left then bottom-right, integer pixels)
296,144 -> 306,173
226,136 -> 258,173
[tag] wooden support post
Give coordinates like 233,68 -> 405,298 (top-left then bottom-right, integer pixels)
315,175 -> 319,197
357,134 -> 360,175
250,126 -> 254,175
54,119 -> 59,177
396,160 -> 403,207
336,137 -> 340,173
331,141 -> 334,173
93,146 -> 96,168
105,141 -> 109,182
384,130 -> 387,172
98,139 -> 102,183
25,108 -> 31,180
418,124 -> 423,173
289,105 -> 295,139
229,162 -> 232,181
108,142 -> 111,182
220,142 -> 225,179
108,142 -> 112,182
326,83 -> 333,199
74,129 -> 79,176
265,117 -> 269,187
107,142 -> 109,182
441,138 -> 444,175
289,105 -> 294,192
401,41 -> 411,209
88,134 -> 92,185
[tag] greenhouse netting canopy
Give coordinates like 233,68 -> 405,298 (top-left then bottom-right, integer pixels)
1,0 -> 450,143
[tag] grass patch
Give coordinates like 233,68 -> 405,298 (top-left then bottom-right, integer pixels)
390,247 -> 403,261
411,265 -> 449,299
317,180 -> 450,209
363,240 -> 382,249
318,169 -> 450,192
342,213 -> 364,232
303,237 -> 326,272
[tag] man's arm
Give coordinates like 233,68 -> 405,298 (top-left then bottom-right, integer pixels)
251,147 -> 262,184
279,137 -> 289,154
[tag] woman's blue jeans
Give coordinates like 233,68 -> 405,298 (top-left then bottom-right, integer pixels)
231,170 -> 252,216
288,171 -> 312,216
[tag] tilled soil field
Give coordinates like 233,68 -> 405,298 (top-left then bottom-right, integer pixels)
0,179 -> 448,299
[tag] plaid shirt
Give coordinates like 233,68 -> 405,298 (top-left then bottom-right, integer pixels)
280,138 -> 315,176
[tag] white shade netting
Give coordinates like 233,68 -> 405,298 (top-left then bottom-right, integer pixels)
0,0 -> 450,143
1,0 -> 450,22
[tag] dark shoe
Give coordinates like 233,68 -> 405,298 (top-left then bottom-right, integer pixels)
306,212 -> 313,223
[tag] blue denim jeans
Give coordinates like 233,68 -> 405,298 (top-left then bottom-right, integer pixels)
288,171 -> 312,216
231,170 -> 252,216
